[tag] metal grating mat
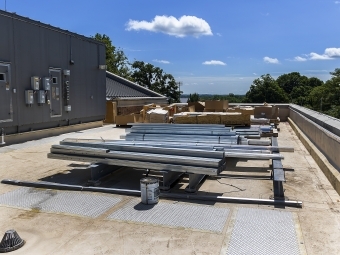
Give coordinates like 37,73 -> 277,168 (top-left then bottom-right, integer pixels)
0,187 -> 121,218
107,198 -> 230,233
226,208 -> 300,255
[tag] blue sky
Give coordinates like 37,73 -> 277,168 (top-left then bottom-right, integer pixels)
2,0 -> 340,94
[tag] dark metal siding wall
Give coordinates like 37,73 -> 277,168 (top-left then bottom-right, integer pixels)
0,12 -> 106,134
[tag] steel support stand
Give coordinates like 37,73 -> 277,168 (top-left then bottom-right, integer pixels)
87,163 -> 122,186
185,174 -> 206,193
159,171 -> 184,191
271,137 -> 285,199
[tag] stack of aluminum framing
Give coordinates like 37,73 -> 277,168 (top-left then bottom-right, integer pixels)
124,123 -> 241,144
48,143 -> 227,176
58,139 -> 286,160
48,124 -> 289,179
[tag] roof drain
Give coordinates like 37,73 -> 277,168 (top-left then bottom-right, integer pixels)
0,229 -> 25,253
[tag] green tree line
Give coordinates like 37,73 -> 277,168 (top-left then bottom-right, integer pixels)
186,70 -> 340,118
93,33 -> 180,104
185,93 -> 245,103
244,70 -> 340,118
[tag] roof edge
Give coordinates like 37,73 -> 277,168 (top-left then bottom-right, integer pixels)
0,10 -> 104,45
106,71 -> 166,98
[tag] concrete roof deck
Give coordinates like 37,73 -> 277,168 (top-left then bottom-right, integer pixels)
0,123 -> 339,254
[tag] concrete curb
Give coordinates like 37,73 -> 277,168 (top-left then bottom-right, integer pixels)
1,121 -> 103,146
288,117 -> 340,196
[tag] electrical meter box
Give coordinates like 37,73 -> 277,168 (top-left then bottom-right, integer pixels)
37,90 -> 46,104
25,90 -> 34,104
42,77 -> 50,90
31,76 -> 40,90
63,70 -> 70,76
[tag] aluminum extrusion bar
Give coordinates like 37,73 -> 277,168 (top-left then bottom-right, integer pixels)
125,133 -> 239,140
224,152 -> 284,160
47,153 -> 223,175
59,141 -> 272,154
129,129 -> 237,136
60,138 -> 294,152
52,144 -> 225,159
128,123 -> 226,127
51,147 -> 224,168
130,126 -> 231,131
248,139 -> 271,146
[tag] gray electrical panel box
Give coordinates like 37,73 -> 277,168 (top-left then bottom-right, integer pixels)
25,90 -> 34,104
37,90 -> 46,104
42,77 -> 50,90
31,76 -> 40,90
63,70 -> 70,76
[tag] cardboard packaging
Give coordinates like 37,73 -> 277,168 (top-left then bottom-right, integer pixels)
104,101 -> 117,123
115,114 -> 135,126
254,106 -> 273,118
146,108 -> 169,123
205,100 -> 228,110
188,102 -> 205,112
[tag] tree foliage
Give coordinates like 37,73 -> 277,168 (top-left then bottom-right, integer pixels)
187,93 -> 200,103
276,72 -> 308,95
305,70 -> 340,116
244,74 -> 289,103
130,61 -> 180,103
93,33 -> 181,102
93,33 -> 131,79
243,70 -> 340,118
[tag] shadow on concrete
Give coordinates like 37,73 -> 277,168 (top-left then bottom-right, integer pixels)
39,168 -> 91,186
133,202 -> 156,211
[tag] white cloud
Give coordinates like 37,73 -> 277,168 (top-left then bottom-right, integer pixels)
153,59 -> 170,64
202,60 -> 226,65
293,56 -> 307,62
263,56 -> 279,64
126,15 -> 213,38
309,52 -> 332,60
305,48 -> 340,60
324,48 -> 340,58
335,1 -> 340,4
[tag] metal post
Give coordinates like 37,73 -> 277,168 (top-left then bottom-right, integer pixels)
0,128 -> 5,145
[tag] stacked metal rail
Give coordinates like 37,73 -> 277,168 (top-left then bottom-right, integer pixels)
58,138 -> 286,160
123,123 -> 274,146
48,143 -> 226,176
47,124 -> 292,192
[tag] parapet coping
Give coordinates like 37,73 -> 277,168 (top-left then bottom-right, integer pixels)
288,117 -> 340,196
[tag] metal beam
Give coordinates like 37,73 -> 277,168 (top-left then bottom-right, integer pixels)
185,174 -> 206,193
47,153 -> 222,175
1,179 -> 303,208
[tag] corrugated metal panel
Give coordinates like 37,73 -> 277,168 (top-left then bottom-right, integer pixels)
106,77 -> 149,98
106,71 -> 166,99
0,10 -> 106,134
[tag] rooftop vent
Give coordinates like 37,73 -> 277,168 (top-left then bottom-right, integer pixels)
0,230 -> 25,253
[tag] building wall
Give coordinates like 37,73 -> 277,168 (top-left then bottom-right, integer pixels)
0,11 -> 106,135
290,108 -> 340,171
